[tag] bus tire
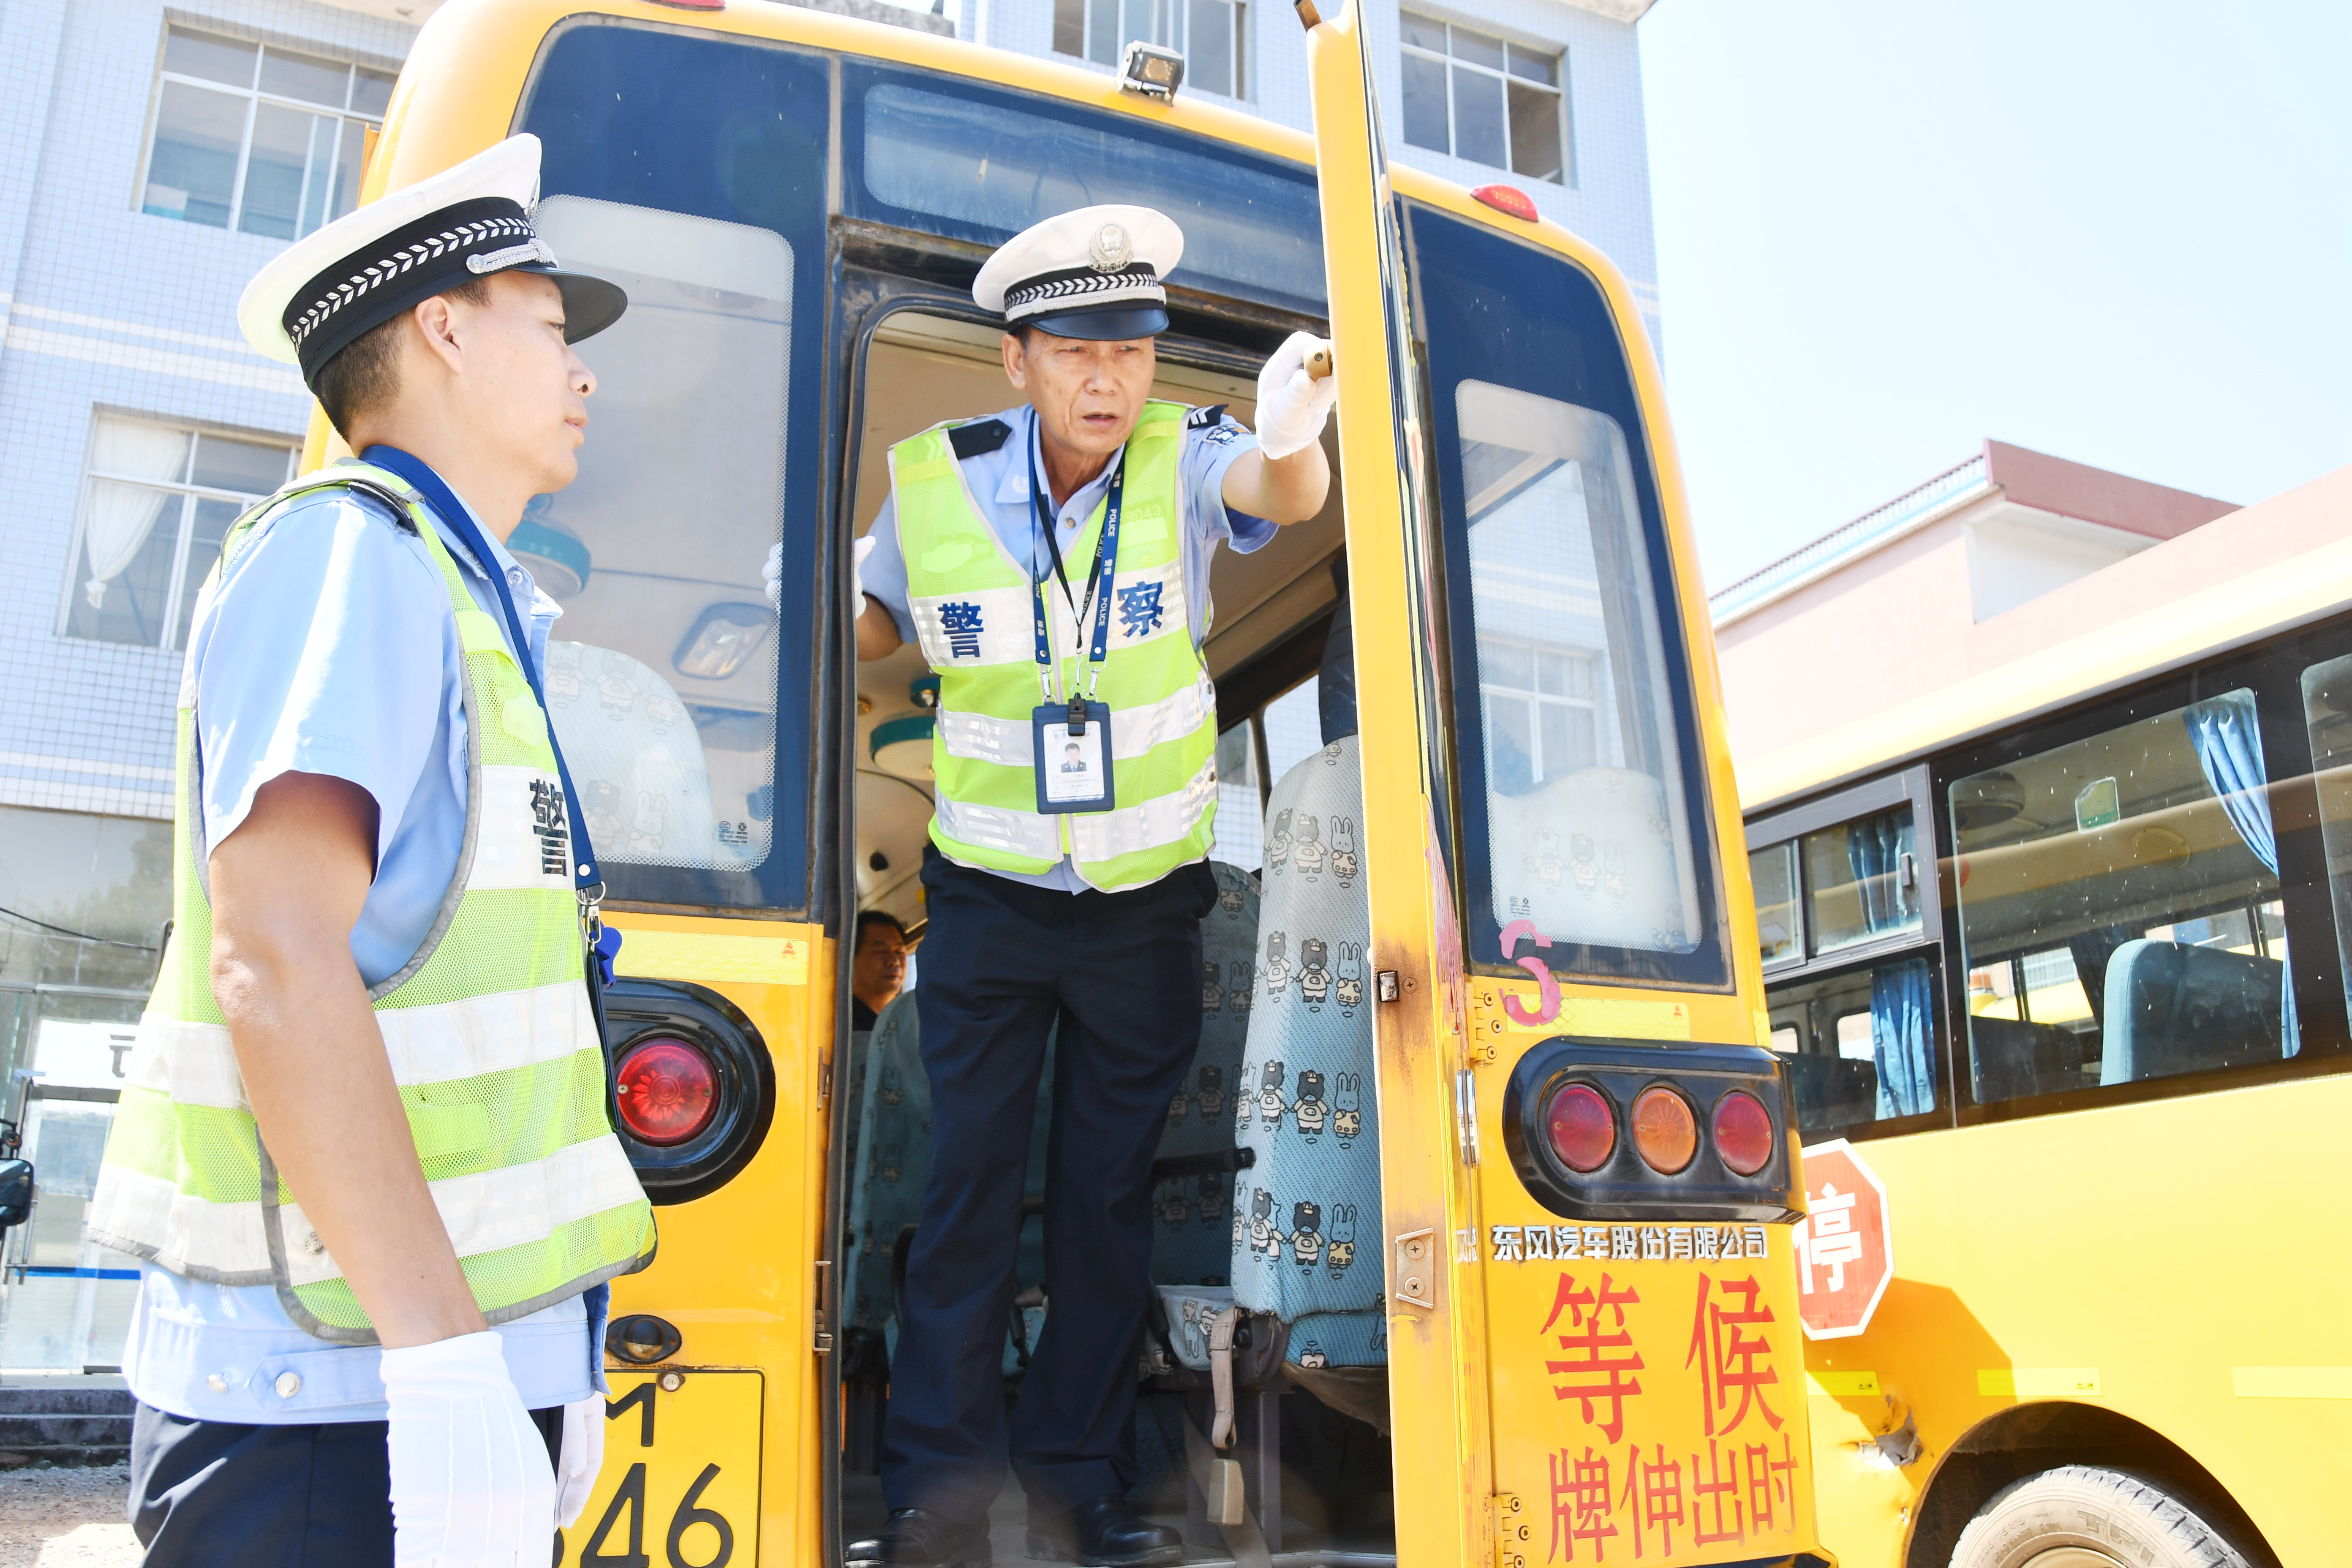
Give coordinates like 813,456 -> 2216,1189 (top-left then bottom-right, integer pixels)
1949,1465 -> 2251,1568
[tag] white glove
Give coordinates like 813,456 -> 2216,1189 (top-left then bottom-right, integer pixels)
381,1331 -> 558,1567
762,542 -> 784,611
553,1391 -> 606,1529
1252,331 -> 1339,460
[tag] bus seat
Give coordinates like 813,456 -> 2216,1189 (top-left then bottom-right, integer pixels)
844,991 -> 1057,1375
1783,1052 -> 1878,1128
1484,768 -> 1687,952
1968,1015 -> 2085,1101
1231,737 -> 1386,1368
2100,939 -> 2287,1086
1150,862 -> 1261,1287
544,641 -> 749,870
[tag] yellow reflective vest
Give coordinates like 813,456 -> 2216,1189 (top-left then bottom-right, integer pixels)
88,462 -> 655,1342
895,403 -> 1219,892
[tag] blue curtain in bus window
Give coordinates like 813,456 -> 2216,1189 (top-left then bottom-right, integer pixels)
1846,810 -> 1917,934
1870,956 -> 1935,1119
2183,691 -> 2298,1053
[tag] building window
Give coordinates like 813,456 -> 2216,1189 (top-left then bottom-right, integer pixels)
1052,0 -> 1247,99
139,25 -> 394,240
1476,636 -> 1602,796
1399,11 -> 1567,184
62,416 -> 297,652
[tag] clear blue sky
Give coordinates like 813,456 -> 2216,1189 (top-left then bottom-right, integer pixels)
1637,1 -> 2351,591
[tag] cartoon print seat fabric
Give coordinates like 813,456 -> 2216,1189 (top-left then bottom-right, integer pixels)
1232,737 -> 1384,1367
543,640 -> 754,871
1149,862 -> 1259,1285
844,992 -> 1056,1372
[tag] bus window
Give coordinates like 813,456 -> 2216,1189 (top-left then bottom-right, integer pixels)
1950,687 -> 2296,1102
1410,205 -> 1726,985
1803,803 -> 1919,954
1764,952 -> 1939,1134
844,67 -> 1324,316
521,22 -> 831,912
1750,839 -> 1800,964
531,196 -> 792,884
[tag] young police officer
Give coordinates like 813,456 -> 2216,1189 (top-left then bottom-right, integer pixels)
88,135 -> 655,1567
848,205 -> 1334,1568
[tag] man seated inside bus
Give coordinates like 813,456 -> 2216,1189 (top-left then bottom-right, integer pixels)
852,910 -> 910,1032
846,204 -> 1334,1568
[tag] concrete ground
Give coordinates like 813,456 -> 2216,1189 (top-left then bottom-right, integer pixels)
0,1465 -> 139,1567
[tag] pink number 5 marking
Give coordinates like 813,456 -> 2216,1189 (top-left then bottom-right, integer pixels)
1497,919 -> 1560,1026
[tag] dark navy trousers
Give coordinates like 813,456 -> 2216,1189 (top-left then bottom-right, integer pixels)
127,1400 -> 564,1566
882,849 -> 1215,1522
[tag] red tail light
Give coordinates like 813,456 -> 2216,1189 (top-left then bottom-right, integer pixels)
1712,1091 -> 1774,1176
1630,1087 -> 1696,1174
1545,1083 -> 1615,1172
616,1038 -> 717,1145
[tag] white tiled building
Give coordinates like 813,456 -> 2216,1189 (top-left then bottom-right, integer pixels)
0,0 -> 1655,1369
963,0 -> 1661,343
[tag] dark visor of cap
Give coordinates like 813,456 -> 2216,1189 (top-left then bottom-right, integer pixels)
283,196 -> 544,387
1024,305 -> 1171,341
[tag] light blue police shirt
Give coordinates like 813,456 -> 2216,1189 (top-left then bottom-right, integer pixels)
860,403 -> 1274,893
121,467 -> 593,1424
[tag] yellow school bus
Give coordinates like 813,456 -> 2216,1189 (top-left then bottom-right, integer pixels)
338,0 -> 1829,1561
1740,512 -> 2352,1564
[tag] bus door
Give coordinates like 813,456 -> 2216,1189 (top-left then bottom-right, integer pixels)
1301,5 -> 1821,1565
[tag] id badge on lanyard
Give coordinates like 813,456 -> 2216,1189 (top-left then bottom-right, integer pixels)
1031,441 -> 1124,816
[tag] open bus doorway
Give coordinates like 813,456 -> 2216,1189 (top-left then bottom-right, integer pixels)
836,300 -> 1400,1565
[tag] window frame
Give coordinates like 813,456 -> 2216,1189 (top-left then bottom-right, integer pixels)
1397,9 -> 1570,185
1745,764 -> 1942,979
134,23 -> 392,239
55,414 -> 298,654
1748,767 -> 1952,1143
1932,628 -> 2352,1128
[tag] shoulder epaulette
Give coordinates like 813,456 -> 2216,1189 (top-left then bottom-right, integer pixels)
1186,404 -> 1229,430
949,419 -> 1013,460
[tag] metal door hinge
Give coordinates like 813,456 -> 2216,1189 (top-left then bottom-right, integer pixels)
1491,1493 -> 1529,1568
1393,1226 -> 1435,1310
1455,1068 -> 1482,1166
814,1260 -> 833,1354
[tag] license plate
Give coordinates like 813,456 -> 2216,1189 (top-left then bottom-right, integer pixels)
559,1369 -> 763,1568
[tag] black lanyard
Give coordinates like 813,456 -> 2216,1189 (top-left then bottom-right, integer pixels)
1027,429 -> 1126,723
362,446 -> 602,899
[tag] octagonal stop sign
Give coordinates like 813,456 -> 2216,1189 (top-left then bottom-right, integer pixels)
1791,1138 -> 1892,1339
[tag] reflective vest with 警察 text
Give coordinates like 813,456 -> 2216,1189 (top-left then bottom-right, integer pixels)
87,460 -> 656,1343
895,402 -> 1218,892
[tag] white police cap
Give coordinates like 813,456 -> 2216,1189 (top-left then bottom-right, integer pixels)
237,133 -> 626,393
973,204 -> 1185,341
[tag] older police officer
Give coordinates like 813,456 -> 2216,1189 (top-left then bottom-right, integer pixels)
88,136 -> 654,1566
848,206 -> 1334,1568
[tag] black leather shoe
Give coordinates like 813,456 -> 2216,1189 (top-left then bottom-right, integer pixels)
848,1508 -> 992,1568
1025,1494 -> 1183,1568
